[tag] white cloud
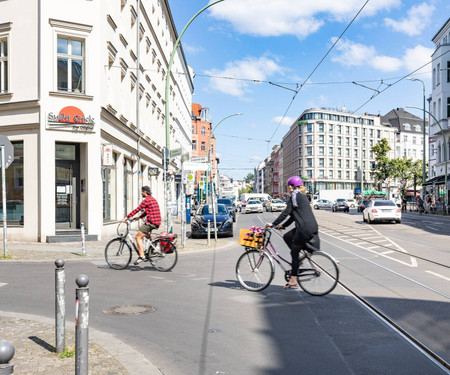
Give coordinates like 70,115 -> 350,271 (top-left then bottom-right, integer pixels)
272,116 -> 295,127
204,56 -> 282,97
208,0 -> 401,39
402,45 -> 433,78
182,42 -> 204,55
384,3 -> 435,36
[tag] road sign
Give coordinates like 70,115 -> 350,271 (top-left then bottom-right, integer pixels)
170,148 -> 182,158
401,179 -> 407,186
0,136 -> 14,169
183,162 -> 211,171
191,156 -> 208,163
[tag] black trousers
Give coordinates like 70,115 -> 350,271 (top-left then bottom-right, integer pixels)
283,229 -> 320,276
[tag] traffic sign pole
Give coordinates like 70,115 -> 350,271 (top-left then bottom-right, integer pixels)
2,146 -> 7,256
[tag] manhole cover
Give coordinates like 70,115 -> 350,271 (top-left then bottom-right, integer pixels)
102,304 -> 157,316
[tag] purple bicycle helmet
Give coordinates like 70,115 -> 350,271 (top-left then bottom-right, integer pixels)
287,176 -> 302,187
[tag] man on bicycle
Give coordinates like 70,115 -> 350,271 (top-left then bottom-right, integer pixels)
122,186 -> 161,264
267,176 -> 320,289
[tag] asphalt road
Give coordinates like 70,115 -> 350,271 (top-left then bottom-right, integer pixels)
1,209 -> 449,374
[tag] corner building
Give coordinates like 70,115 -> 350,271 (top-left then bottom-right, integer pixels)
282,108 -> 396,195
0,0 -> 193,241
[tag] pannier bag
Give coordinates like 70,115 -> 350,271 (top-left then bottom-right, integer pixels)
158,232 -> 177,253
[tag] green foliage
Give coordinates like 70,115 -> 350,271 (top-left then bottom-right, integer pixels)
244,173 -> 254,183
0,255 -> 12,260
238,185 -> 253,197
58,347 -> 75,359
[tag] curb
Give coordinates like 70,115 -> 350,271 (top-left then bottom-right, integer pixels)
0,310 -> 162,375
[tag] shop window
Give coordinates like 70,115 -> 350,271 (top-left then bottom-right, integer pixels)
123,158 -> 134,215
0,141 -> 24,226
103,153 -> 117,222
57,36 -> 85,93
0,38 -> 8,94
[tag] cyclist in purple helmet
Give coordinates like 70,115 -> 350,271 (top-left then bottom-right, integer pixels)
267,176 -> 320,289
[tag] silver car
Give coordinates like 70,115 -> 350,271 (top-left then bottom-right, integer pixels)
266,199 -> 287,212
244,200 -> 264,213
363,200 -> 402,224
313,199 -> 333,209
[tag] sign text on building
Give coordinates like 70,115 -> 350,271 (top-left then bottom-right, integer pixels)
47,106 -> 95,131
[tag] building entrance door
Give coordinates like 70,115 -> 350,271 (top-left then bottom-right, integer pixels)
55,143 -> 80,229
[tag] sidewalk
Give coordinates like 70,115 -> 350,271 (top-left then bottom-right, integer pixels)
0,218 -> 235,374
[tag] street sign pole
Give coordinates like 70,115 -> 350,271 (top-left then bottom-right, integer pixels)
1,146 -> 7,256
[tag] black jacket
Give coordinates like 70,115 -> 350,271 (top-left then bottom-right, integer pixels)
272,192 -> 318,242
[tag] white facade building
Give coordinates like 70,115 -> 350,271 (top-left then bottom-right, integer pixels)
0,0 -> 192,241
429,18 -> 450,196
282,108 -> 396,195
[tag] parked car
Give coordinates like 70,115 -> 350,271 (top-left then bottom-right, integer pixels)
357,200 -> 370,212
243,199 -> 264,213
363,200 -> 402,224
346,199 -> 357,208
313,199 -> 333,210
265,198 -> 287,212
190,204 -> 233,238
217,198 -> 236,222
332,199 -> 349,212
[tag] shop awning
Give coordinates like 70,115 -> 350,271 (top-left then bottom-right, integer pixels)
423,174 -> 450,185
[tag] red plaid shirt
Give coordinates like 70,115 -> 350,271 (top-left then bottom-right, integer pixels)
127,195 -> 161,227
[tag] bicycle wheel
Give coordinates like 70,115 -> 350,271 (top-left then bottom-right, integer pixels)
104,238 -> 132,270
297,251 -> 339,296
149,239 -> 178,272
236,249 -> 274,292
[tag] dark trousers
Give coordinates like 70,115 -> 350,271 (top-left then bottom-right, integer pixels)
282,229 -> 320,276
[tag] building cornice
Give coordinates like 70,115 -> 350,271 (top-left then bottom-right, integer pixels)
0,99 -> 40,112
49,19 -> 93,33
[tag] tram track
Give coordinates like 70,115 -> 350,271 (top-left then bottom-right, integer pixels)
256,211 -> 450,372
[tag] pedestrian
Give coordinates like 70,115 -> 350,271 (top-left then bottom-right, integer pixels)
418,196 -> 424,214
401,197 -> 407,213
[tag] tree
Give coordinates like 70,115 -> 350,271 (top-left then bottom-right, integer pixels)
370,138 -> 394,190
244,173 -> 254,183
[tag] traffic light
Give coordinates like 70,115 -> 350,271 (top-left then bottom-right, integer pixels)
370,161 -> 376,169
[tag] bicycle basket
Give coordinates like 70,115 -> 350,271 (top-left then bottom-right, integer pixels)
159,232 -> 177,253
238,229 -> 264,249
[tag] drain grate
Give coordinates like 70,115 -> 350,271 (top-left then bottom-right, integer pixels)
102,304 -> 157,316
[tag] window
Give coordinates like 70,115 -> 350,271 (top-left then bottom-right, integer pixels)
346,171 -> 350,179
353,138 -> 358,147
307,158 -> 313,167
103,154 -> 117,221
362,139 -> 366,147
298,148 -> 302,157
329,124 -> 333,132
201,141 -> 205,151
377,130 -> 381,138
329,147 -> 333,156
123,158 -> 134,215
447,61 -> 450,83
192,125 -> 194,133
329,135 -> 333,144
192,140 -> 197,150
318,135 -> 324,144
346,160 -> 350,168
337,159 -> 342,168
299,136 -> 302,145
329,170 -> 333,179
337,125 -> 342,134
337,148 -> 342,156
307,170 -> 313,179
345,148 -> 350,157
0,142 -> 24,225
345,137 -> 350,146
363,150 -> 366,159
307,124 -> 313,133
447,97 -> 450,118
353,127 -> 358,136
437,63 -> 440,85
412,136 -> 417,145
338,171 -> 342,179
318,123 -> 324,132
319,158 -> 324,167
318,146 -> 324,155
353,149 -> 358,158
354,172 -> 358,180
337,136 -> 342,146
306,147 -> 313,156
0,38 -> 8,94
345,126 -> 350,135
369,129 -> 374,138
329,159 -> 333,167
318,170 -> 324,178
354,160 -> 358,168
306,135 -> 313,144
57,37 -> 85,93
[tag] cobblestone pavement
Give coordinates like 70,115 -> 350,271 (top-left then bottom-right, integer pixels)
0,317 -> 128,375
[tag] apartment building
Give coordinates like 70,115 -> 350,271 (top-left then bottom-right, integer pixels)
428,18 -> 450,200
0,0 -> 193,241
282,107 -> 396,195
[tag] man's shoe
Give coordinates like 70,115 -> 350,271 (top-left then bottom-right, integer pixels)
134,257 -> 145,265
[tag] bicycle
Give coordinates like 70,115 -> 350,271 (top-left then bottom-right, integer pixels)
235,227 -> 339,295
105,220 -> 178,272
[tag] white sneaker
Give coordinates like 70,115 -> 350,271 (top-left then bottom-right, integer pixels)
134,257 -> 145,265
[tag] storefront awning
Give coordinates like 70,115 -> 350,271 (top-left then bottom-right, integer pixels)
423,174 -> 449,186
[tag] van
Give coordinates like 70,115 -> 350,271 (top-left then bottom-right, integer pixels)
240,193 -> 272,210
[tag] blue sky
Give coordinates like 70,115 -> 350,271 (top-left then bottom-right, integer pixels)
168,0 -> 450,180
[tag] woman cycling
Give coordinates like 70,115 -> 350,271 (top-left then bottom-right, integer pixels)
267,176 -> 320,289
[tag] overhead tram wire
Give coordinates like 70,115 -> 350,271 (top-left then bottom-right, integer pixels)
266,0 -> 371,150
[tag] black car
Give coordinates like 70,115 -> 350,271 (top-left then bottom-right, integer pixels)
190,204 -> 233,238
332,199 -> 349,212
357,200 -> 370,212
217,198 -> 236,222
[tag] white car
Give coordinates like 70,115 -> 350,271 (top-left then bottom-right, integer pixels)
313,199 -> 333,209
346,199 -> 357,208
363,200 -> 402,224
266,199 -> 287,212
244,200 -> 264,213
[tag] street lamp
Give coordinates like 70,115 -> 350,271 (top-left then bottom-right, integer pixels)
406,78 -> 427,199
163,0 -> 225,232
205,113 -> 242,242
406,106 -> 447,214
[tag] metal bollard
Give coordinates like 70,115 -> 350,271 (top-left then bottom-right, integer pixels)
75,274 -> 89,375
0,340 -> 15,375
80,223 -> 86,256
207,220 -> 210,246
55,259 -> 66,354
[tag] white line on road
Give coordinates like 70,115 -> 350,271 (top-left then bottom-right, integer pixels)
0,283 -> 7,288
425,226 -> 439,231
426,271 -> 450,282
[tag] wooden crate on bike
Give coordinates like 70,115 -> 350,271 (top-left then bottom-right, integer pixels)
238,229 -> 264,249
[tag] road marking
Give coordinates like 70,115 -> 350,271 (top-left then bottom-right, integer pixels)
0,283 -> 7,288
425,226 -> 439,231
426,271 -> 450,282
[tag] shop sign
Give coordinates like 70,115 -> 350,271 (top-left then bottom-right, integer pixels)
148,167 -> 160,177
47,106 -> 95,131
102,145 -> 114,166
